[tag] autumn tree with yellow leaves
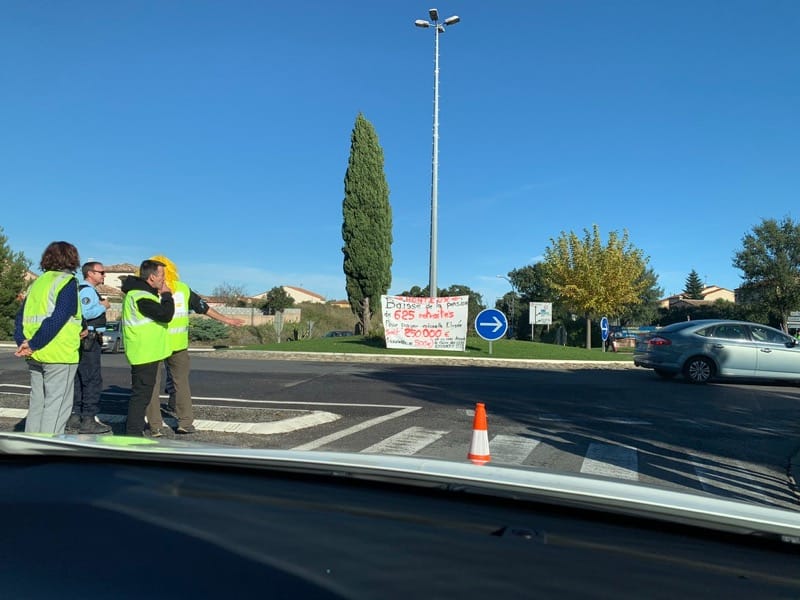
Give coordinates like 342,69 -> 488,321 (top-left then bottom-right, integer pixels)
542,225 -> 654,349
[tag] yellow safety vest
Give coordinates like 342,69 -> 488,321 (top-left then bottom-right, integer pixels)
121,289 -> 171,365
168,281 -> 191,352
22,271 -> 81,363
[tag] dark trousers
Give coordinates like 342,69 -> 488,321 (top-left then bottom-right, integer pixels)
73,334 -> 103,418
127,361 -> 159,436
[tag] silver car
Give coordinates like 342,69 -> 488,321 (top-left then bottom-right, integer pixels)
633,319 -> 800,384
101,321 -> 124,353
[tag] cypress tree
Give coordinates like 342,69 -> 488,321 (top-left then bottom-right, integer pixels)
341,113 -> 393,335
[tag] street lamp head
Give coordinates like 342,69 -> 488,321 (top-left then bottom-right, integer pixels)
444,15 -> 460,26
414,19 -> 431,28
429,8 -> 439,21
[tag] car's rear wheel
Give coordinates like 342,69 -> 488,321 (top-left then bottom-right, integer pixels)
654,369 -> 676,379
683,356 -> 714,384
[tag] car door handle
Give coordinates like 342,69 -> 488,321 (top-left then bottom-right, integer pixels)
712,344 -> 725,349
760,348 -> 772,353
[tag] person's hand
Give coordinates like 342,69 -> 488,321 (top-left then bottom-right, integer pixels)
159,281 -> 172,295
100,298 -> 111,309
14,340 -> 32,357
80,329 -> 89,339
226,317 -> 246,326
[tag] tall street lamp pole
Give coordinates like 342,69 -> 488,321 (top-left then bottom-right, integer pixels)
415,9 -> 460,298
497,275 -> 516,338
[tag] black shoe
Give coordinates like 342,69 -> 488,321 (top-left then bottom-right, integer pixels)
66,414 -> 82,433
79,416 -> 112,434
176,425 -> 196,434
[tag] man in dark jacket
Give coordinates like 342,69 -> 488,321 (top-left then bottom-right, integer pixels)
121,260 -> 174,436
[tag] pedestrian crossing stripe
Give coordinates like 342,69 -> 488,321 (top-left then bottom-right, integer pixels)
581,443 -> 639,480
362,426 -> 447,455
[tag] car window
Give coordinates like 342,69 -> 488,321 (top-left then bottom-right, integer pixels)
712,324 -> 748,340
748,325 -> 790,344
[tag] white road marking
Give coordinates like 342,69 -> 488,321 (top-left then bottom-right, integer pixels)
292,406 -> 421,451
489,434 -> 541,464
596,417 -> 652,425
193,411 -> 340,434
580,443 -> 639,480
0,408 -> 27,419
0,408 -> 339,434
362,426 -> 448,455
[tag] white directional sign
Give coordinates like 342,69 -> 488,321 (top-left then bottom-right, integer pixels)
529,302 -> 553,325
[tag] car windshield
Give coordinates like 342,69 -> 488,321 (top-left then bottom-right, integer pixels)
2,4 -> 800,593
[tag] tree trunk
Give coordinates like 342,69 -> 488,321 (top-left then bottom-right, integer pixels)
585,316 -> 592,349
362,296 -> 371,336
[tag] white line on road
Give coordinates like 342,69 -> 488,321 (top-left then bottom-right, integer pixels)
489,434 -> 541,465
580,443 -> 639,480
361,426 -> 448,455
0,408 -> 339,435
292,406 -> 421,451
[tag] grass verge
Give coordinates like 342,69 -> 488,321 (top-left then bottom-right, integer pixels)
233,336 -> 634,361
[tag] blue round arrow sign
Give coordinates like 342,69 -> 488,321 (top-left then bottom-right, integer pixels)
600,316 -> 609,341
474,308 -> 508,341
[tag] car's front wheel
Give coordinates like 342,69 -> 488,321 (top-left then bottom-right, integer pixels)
683,356 -> 714,384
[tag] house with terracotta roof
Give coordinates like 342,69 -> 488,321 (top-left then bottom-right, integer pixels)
101,263 -> 138,301
251,286 -> 326,304
658,285 -> 735,310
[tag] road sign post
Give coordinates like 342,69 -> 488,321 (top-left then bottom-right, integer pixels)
600,316 -> 609,353
474,308 -> 508,355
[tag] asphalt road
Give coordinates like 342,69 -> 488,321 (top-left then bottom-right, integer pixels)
1,348 -> 799,510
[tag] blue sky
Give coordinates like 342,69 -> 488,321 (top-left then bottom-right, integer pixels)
2,1 -> 798,305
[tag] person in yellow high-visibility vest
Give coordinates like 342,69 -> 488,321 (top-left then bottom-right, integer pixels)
144,255 -> 244,436
121,259 -> 174,437
14,241 -> 83,434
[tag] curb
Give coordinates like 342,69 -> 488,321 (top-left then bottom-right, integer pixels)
206,349 -> 637,369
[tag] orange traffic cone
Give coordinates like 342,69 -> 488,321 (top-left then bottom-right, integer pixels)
468,403 -> 491,465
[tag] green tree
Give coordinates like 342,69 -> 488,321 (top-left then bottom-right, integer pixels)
0,227 -> 30,339
542,225 -> 653,348
260,286 -> 295,314
508,263 -> 550,301
683,269 -> 705,299
658,298 -> 739,326
341,113 -> 393,336
733,216 -> 800,331
505,264 -> 551,340
189,318 -> 229,342
618,267 -> 663,326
